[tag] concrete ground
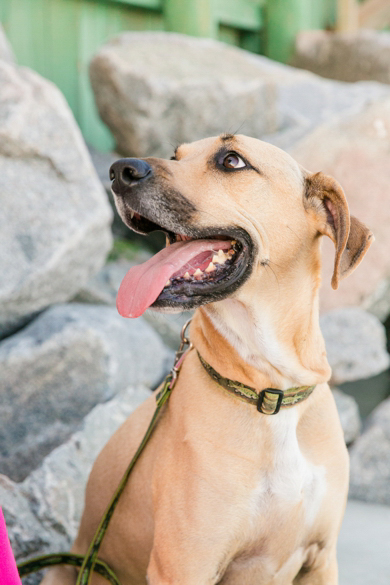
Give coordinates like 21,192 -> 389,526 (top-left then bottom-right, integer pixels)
338,499 -> 390,585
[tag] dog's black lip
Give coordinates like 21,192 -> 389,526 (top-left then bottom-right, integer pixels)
152,226 -> 255,311
112,191 -> 255,309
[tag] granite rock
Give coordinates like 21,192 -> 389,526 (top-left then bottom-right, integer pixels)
291,29 -> 390,85
0,60 -> 113,338
90,31 -> 390,157
0,386 -> 149,570
291,99 -> 390,319
321,308 -> 390,385
0,304 -> 171,481
0,24 -> 15,63
332,388 -> 361,445
349,396 -> 390,505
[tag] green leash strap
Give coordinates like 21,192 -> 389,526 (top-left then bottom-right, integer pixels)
74,371 -> 177,585
17,319 -> 193,585
17,553 -> 121,585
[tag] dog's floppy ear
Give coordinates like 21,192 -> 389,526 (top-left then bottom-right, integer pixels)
304,172 -> 374,290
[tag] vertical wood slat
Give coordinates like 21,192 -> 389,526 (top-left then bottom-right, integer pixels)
164,0 -> 217,38
265,0 -> 336,63
336,0 -> 359,31
266,0 -> 314,63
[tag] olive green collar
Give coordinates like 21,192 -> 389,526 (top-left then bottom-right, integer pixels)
198,352 -> 316,415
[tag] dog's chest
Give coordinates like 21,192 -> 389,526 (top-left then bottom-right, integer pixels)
229,410 -> 327,583
250,410 -> 326,521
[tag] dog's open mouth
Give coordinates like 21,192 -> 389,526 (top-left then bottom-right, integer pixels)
116,207 -> 252,318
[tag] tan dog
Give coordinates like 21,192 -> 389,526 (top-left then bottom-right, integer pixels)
42,135 -> 372,585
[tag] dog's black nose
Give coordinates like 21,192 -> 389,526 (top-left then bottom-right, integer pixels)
110,158 -> 152,187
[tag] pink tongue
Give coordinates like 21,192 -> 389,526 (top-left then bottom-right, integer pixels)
117,239 -> 231,318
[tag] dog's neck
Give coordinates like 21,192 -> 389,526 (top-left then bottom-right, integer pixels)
191,249 -> 331,391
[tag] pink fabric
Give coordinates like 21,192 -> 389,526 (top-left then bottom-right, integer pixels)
0,508 -> 22,585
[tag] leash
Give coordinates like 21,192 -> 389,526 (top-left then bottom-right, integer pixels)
16,318 -> 316,582
17,320 -> 193,585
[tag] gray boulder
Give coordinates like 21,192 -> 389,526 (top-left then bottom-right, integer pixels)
0,24 -> 15,63
87,146 -> 130,239
332,388 -> 361,445
74,257 -> 151,306
0,60 -> 113,338
0,303 -> 171,481
291,99 -> 390,319
321,308 -> 390,385
349,397 -> 390,505
89,32 -> 390,158
89,32 -> 277,158
291,29 -> 390,85
1,385 -> 149,570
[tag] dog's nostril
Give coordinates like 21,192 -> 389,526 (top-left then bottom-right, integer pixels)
122,167 -> 137,183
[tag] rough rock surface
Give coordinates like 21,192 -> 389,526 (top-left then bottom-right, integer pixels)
291,29 -> 390,85
349,396 -> 390,505
0,60 -> 113,338
0,303 -> 171,481
74,258 -> 148,305
0,24 -> 15,63
89,32 -> 390,158
332,388 -> 361,445
291,99 -> 390,319
75,260 -> 193,348
320,308 -> 389,385
0,386 -> 150,575
87,146 -> 129,238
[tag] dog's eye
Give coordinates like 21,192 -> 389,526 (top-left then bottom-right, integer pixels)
223,153 -> 246,169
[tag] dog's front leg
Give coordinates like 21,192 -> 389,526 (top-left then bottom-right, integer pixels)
147,535 -> 224,585
147,502 -> 232,585
294,547 -> 338,585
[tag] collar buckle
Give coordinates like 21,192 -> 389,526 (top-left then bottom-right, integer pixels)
257,388 -> 284,415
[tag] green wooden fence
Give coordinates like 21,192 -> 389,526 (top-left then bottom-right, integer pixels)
0,0 -> 335,152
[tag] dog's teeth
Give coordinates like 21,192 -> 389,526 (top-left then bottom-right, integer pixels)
184,272 -> 190,279
205,262 -> 215,273
130,210 -> 135,219
228,249 -> 234,256
212,250 -> 227,264
231,240 -> 236,245
165,280 -> 171,287
194,268 -> 203,279
166,236 -> 170,247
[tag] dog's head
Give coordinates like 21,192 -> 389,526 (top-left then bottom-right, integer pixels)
110,135 -> 373,318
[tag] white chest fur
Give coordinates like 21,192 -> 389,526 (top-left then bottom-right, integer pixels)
250,409 -> 327,527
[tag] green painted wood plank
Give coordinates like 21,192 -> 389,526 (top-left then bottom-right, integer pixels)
265,0 -> 330,63
164,0 -> 217,37
45,0 -> 80,117
78,0 -> 116,151
215,0 -> 263,31
77,0 -> 164,150
105,0 -> 162,9
240,29 -> 263,53
3,0 -> 34,68
218,24 -> 241,46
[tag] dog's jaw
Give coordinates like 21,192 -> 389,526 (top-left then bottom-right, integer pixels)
198,239 -> 331,391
